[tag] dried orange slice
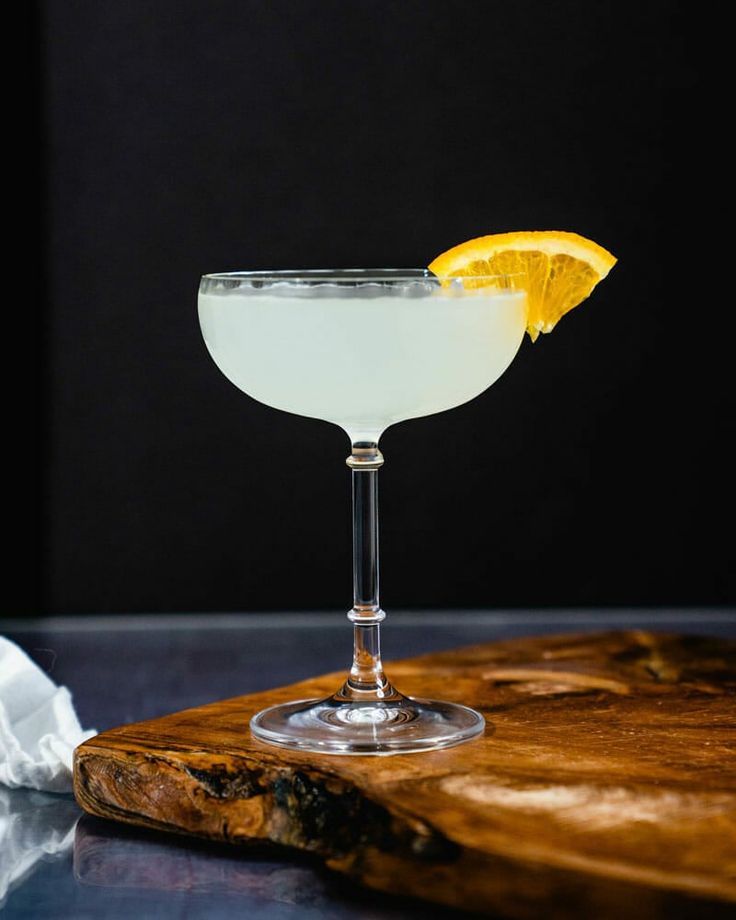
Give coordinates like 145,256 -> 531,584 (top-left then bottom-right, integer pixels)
429,231 -> 617,341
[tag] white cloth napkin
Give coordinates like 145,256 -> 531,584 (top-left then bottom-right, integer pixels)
0,637 -> 96,793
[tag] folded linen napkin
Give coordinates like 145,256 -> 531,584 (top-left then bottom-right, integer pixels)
0,637 -> 96,793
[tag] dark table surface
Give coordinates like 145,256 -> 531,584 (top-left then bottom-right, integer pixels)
3,608 -> 735,919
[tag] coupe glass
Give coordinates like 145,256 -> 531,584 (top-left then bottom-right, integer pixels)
198,269 -> 527,754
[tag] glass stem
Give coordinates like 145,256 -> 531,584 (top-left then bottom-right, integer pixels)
335,442 -> 398,702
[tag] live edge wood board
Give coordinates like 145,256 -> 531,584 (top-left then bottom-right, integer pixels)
74,631 -> 736,918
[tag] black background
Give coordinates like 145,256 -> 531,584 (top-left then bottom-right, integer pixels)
23,0 -> 733,616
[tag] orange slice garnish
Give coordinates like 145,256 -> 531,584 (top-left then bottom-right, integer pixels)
429,230 -> 617,340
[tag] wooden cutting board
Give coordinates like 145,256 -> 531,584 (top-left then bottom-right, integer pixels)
73,631 -> 736,918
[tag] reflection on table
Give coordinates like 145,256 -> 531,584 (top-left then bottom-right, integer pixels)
71,814 -> 448,919
0,788 -> 79,907
74,815 -> 330,903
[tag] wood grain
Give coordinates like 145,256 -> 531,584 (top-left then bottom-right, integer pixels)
73,631 -> 736,918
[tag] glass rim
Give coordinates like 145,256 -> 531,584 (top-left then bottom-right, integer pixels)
200,268 -> 523,284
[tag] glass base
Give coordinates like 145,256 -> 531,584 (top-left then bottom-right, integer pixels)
250,693 -> 485,755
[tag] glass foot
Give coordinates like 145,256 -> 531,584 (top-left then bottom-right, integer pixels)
250,693 -> 485,755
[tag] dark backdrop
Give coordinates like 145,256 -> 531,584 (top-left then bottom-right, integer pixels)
25,0 -> 732,616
